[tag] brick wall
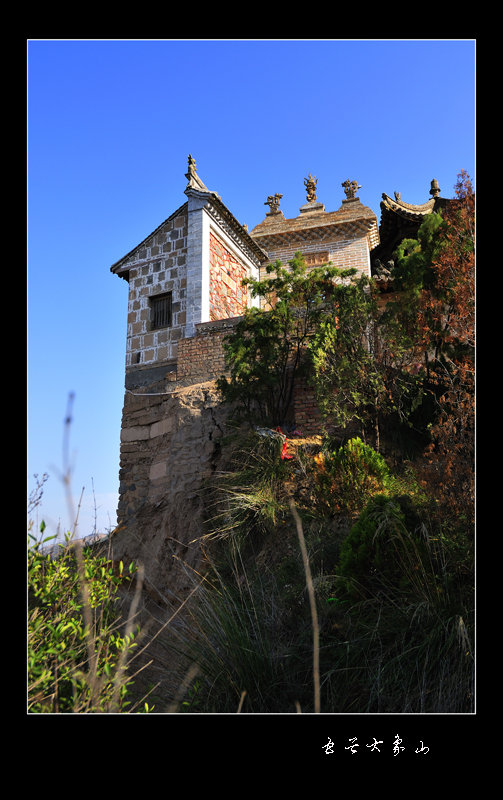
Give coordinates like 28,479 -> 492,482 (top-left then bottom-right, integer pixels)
176,316 -> 242,382
293,374 -> 323,435
260,231 -> 370,281
209,232 -> 249,320
176,317 -> 325,435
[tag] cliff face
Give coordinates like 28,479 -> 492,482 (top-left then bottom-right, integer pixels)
108,316 -> 326,705
112,311 -> 324,607
111,380 -> 231,605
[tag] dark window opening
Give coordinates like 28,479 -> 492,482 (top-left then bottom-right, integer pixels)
150,292 -> 172,329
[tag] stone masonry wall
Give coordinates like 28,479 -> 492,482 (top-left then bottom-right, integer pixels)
110,376 -> 235,703
124,208 -> 188,367
115,381 -> 231,596
115,326 -> 324,593
115,319 -> 241,589
112,314 -> 326,704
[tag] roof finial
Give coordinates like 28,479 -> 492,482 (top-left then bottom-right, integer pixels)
304,173 -> 318,203
429,178 -> 441,198
184,154 -> 211,193
186,153 -> 197,181
265,193 -> 283,215
342,179 -> 362,201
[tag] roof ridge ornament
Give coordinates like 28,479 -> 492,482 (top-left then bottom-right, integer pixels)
265,193 -> 283,216
429,178 -> 441,198
304,173 -> 318,204
185,154 -> 211,193
299,173 -> 325,214
342,179 -> 362,201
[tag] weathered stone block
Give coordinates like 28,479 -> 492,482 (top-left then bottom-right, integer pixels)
149,460 -> 167,481
121,425 -> 151,442
150,417 -> 175,438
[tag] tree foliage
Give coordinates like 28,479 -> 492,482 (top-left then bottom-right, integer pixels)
310,169 -> 474,482
309,273 -> 424,449
217,173 -> 474,520
387,170 -> 475,520
217,252 -> 354,427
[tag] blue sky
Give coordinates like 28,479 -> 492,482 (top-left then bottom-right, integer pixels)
27,38 -> 476,541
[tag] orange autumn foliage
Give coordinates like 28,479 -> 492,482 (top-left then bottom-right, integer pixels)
416,170 -> 475,524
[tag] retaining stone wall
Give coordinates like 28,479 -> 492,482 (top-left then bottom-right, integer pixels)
114,380 -> 230,603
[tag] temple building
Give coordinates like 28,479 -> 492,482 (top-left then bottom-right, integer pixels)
370,178 -> 450,282
250,174 -> 379,294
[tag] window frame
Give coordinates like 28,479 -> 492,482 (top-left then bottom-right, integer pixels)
150,291 -> 173,330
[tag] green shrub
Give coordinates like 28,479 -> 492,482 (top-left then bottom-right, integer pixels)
320,491 -> 474,712
312,437 -> 425,516
28,532 -> 142,713
336,493 -> 429,601
312,438 -> 390,514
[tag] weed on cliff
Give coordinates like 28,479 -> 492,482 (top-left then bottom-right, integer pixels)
200,428 -> 292,547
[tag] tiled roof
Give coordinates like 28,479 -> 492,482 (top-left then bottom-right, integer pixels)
381,192 -> 436,216
377,180 -> 453,248
371,184 -> 452,280
378,193 -> 437,243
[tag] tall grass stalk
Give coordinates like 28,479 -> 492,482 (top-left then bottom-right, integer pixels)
169,554 -> 300,712
289,497 -> 320,714
323,499 -> 474,712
